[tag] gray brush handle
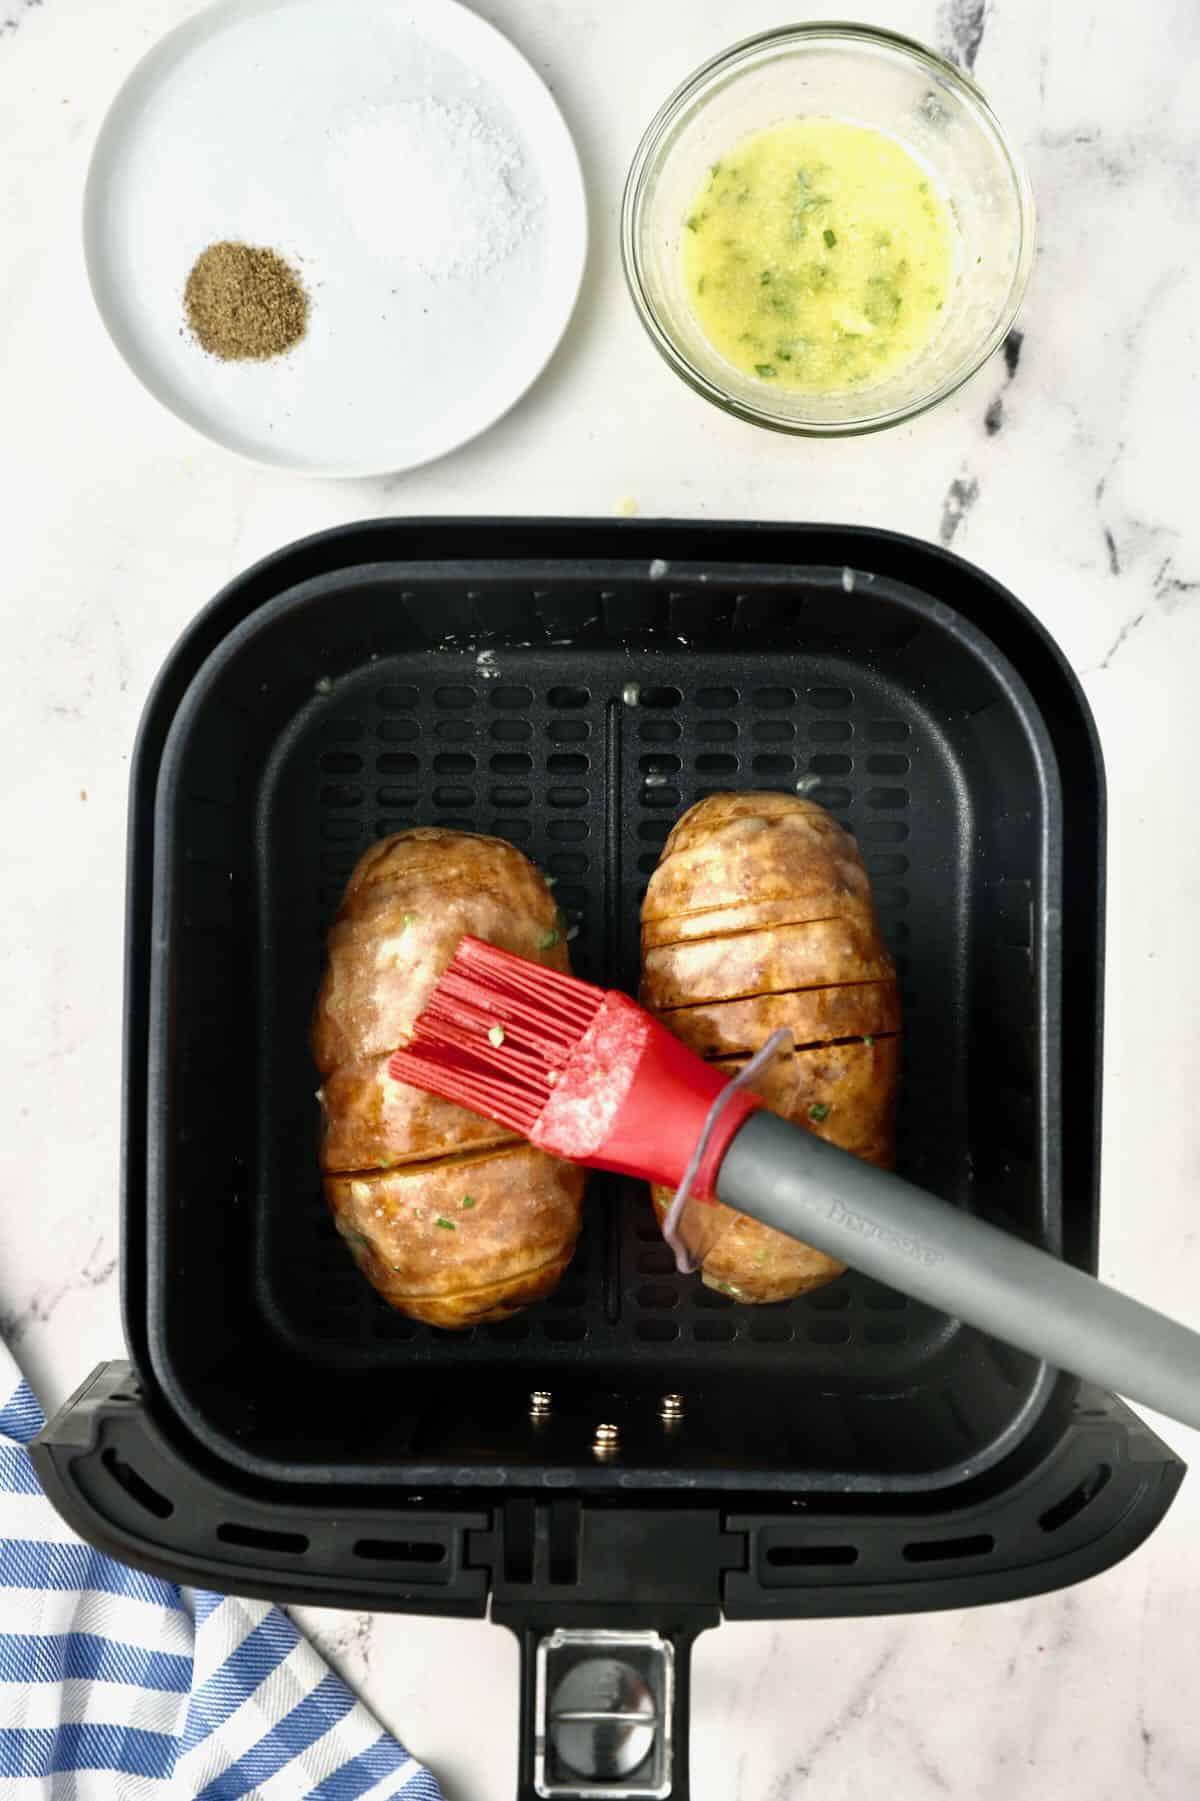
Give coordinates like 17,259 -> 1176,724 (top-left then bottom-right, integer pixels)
718,1110 -> 1200,1432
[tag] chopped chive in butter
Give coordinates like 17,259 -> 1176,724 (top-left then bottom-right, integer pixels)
682,118 -> 955,395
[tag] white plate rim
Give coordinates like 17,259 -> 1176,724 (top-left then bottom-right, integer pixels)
82,0 -> 589,479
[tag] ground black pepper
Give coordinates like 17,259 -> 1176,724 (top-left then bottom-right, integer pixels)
184,241 -> 308,361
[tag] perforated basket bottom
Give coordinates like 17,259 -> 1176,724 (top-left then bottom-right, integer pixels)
151,541 -> 1069,1487
256,645 -> 981,1378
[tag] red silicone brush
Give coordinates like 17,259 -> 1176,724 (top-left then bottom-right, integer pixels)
388,934 -> 764,1203
387,935 -> 1200,1434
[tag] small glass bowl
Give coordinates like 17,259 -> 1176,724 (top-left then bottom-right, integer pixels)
621,23 -> 1035,436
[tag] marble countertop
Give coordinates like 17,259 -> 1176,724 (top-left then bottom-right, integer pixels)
3,0 -> 1199,1794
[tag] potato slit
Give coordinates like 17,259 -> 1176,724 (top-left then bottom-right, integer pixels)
385,1251 -> 572,1306
656,977 -> 894,1013
705,1030 -> 900,1062
324,1137 -> 526,1181
644,911 -> 858,952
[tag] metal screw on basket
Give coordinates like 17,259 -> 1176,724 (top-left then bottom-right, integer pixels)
660,1393 -> 684,1427
593,1422 -> 620,1458
530,1390 -> 552,1422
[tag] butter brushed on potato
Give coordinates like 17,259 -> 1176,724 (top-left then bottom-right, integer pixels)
313,828 -> 584,1328
641,792 -> 901,1302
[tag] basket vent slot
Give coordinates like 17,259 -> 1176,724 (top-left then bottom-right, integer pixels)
217,1522 -> 308,1554
693,1320 -> 736,1343
491,685 -> 532,710
353,1537 -> 446,1564
504,1501 -> 535,1584
102,1450 -> 174,1521
637,1284 -> 678,1311
766,1542 -> 859,1568
1039,1463 -> 1113,1534
902,1533 -> 995,1563
637,1319 -> 679,1343
549,1502 -> 581,1586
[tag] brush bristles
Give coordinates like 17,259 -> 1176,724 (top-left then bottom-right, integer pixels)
387,1045 -> 546,1135
388,936 -> 605,1135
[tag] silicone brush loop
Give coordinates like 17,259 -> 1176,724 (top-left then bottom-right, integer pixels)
661,1028 -> 792,1274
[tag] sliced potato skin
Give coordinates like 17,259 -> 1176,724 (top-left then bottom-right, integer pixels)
642,913 -> 894,1011
656,983 -> 901,1058
313,832 -> 568,1071
314,829 -> 583,1328
651,1188 -> 849,1304
327,1145 -> 585,1328
643,793 -> 870,936
708,1037 -> 899,1157
319,1052 -> 513,1174
640,793 -> 900,1302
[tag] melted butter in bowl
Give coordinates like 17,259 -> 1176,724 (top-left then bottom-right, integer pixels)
684,119 -> 955,395
622,25 -> 1034,435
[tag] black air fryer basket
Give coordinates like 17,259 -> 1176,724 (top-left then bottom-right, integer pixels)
34,521 -> 1183,1801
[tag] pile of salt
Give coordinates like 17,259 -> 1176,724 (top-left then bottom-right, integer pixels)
329,96 -> 536,279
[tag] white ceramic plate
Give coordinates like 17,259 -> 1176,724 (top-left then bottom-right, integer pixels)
84,0 -> 587,477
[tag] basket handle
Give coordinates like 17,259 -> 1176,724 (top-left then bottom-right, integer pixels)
505,1619 -> 702,1801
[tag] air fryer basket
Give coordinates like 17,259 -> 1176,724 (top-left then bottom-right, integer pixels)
148,543 -> 1064,1491
32,523 -> 1184,1801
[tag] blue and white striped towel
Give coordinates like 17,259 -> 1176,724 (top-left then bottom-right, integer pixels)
0,1342 -> 445,1800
